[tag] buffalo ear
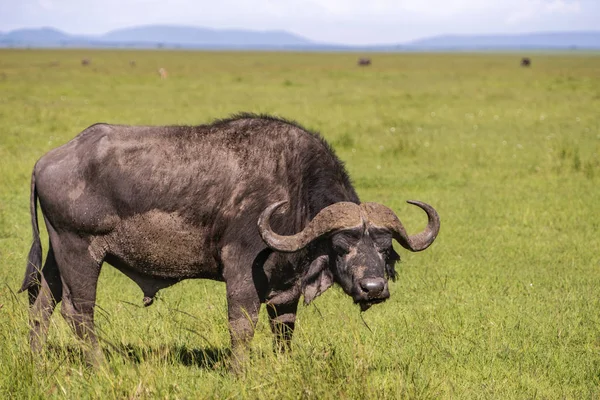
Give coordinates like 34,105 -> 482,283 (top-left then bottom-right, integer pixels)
386,248 -> 400,281
302,255 -> 333,305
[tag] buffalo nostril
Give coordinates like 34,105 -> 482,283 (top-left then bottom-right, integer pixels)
359,278 -> 385,296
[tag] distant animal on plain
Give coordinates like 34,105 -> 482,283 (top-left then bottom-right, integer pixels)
521,57 -> 531,67
81,59 -> 91,66
358,58 -> 372,66
21,114 -> 440,371
130,60 -> 136,67
158,68 -> 168,79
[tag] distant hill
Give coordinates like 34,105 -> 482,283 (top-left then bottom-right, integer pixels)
0,25 -> 316,49
99,25 -> 312,47
404,31 -> 600,50
1,27 -> 75,44
0,26 -> 599,50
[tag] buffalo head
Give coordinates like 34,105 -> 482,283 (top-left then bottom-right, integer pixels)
258,200 -> 440,311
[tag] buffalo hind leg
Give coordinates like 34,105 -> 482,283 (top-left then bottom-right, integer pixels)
29,246 -> 63,353
267,299 -> 299,353
52,233 -> 105,367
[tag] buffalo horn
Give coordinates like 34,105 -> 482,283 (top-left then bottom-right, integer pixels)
362,200 -> 440,251
258,201 -> 363,252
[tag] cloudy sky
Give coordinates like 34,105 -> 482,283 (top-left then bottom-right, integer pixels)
1,0 -> 597,45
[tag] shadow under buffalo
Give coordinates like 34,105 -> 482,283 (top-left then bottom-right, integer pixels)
118,343 -> 230,369
45,343 -> 230,369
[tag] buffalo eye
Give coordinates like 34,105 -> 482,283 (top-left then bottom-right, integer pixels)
373,238 -> 393,254
331,230 -> 361,254
369,228 -> 393,254
333,243 -> 350,255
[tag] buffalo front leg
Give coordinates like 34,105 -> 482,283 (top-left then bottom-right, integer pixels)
267,297 -> 299,353
226,281 -> 261,373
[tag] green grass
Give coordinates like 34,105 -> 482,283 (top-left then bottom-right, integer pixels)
1,49 -> 599,398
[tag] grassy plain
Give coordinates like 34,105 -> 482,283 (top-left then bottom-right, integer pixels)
0,49 -> 599,398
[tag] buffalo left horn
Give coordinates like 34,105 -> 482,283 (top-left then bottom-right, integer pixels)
258,201 -> 363,252
362,200 -> 440,251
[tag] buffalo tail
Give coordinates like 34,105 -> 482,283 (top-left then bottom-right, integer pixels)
20,170 -> 42,298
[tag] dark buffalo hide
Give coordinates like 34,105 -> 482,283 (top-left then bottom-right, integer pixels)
21,113 -> 440,369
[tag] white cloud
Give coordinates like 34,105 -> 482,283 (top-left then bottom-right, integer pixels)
37,0 -> 54,10
507,0 -> 581,24
545,0 -> 581,13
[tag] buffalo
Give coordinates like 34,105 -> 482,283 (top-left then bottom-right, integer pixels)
21,114 -> 440,369
521,57 -> 531,67
357,58 -> 372,66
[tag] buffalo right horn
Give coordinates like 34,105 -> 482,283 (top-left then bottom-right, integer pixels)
362,200 -> 440,252
258,201 -> 363,252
